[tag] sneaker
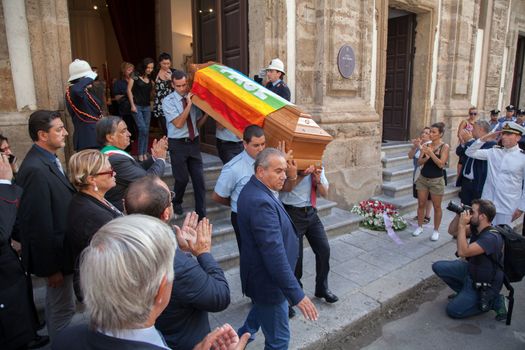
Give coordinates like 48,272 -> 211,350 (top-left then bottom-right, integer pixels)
430,230 -> 440,241
412,226 -> 424,237
173,204 -> 183,215
494,294 -> 508,322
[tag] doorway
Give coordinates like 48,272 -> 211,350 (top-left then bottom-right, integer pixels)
511,36 -> 525,107
382,10 -> 415,141
192,0 -> 249,153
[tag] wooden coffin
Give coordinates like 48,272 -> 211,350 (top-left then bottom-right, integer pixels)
190,63 -> 333,169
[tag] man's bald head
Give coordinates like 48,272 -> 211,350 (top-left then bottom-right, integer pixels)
124,175 -> 171,220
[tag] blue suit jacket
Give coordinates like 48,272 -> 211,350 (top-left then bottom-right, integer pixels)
237,176 -> 304,305
456,139 -> 496,194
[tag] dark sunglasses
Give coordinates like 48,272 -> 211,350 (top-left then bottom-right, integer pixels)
95,168 -> 114,176
469,112 -> 477,116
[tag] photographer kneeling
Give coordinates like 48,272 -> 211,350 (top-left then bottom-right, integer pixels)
433,199 -> 507,320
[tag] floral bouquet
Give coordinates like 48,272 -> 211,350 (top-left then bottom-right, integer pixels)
351,200 -> 407,231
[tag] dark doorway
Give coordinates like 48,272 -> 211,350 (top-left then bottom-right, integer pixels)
383,12 -> 415,141
511,36 -> 525,107
193,0 -> 249,153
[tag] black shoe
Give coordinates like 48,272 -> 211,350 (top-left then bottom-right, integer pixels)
173,204 -> 183,215
315,290 -> 339,303
288,306 -> 296,318
27,335 -> 50,349
37,319 -> 45,331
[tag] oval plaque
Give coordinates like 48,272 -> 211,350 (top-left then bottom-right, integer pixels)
337,45 -> 356,79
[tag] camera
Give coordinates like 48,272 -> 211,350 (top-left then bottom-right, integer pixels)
475,282 -> 492,312
446,201 -> 471,215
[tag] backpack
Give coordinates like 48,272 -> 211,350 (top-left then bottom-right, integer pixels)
492,225 -> 525,283
487,224 -> 525,325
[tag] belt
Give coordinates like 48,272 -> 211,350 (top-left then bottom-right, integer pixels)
284,204 -> 315,213
217,139 -> 243,144
170,137 -> 198,143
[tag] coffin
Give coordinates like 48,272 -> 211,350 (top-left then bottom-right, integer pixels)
190,63 -> 332,169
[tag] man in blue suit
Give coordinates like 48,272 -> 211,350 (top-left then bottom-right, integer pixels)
237,148 -> 318,349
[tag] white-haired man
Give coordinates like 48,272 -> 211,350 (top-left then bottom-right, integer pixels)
53,215 -> 248,350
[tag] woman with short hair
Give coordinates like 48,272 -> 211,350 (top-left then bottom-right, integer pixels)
64,149 -> 123,300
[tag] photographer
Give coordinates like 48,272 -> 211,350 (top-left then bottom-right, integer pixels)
433,199 -> 507,320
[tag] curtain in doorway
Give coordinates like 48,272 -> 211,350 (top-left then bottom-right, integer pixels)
107,0 -> 156,66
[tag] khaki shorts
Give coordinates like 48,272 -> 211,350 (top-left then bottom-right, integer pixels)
415,175 -> 445,196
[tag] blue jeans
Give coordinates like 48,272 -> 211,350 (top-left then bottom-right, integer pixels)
432,260 -> 500,319
238,300 -> 289,350
132,105 -> 151,155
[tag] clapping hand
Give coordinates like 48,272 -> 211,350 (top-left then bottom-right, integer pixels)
174,212 -> 199,252
193,323 -> 250,350
151,136 -> 168,159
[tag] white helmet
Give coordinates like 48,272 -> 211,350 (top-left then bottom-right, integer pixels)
68,59 -> 97,82
266,58 -> 285,75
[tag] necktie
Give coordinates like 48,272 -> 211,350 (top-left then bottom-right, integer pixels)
464,157 -> 473,176
55,157 -> 65,176
310,175 -> 317,208
182,97 -> 195,140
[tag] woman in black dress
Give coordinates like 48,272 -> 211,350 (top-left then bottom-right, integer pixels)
152,52 -> 174,136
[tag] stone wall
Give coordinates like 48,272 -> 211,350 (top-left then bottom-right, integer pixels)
0,5 -> 16,112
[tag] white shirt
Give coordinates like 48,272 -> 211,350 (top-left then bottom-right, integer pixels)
465,140 -> 525,214
214,150 -> 254,212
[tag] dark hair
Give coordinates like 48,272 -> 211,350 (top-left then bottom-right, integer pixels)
96,116 -> 122,146
471,199 -> 496,222
0,134 -> 7,144
431,122 -> 445,135
158,52 -> 172,63
124,175 -> 170,218
172,69 -> 187,81
136,57 -> 155,77
243,125 -> 264,143
28,110 -> 62,142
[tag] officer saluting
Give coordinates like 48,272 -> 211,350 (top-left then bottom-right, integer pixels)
465,121 -> 525,226
265,58 -> 291,102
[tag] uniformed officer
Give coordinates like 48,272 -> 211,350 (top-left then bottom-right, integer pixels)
488,109 -> 500,132
212,125 -> 265,250
215,122 -> 244,164
265,58 -> 291,102
516,108 -> 525,126
280,165 -> 339,307
496,105 -> 516,131
465,121 -> 525,225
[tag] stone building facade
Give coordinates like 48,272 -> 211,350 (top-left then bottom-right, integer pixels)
1,0 -> 525,209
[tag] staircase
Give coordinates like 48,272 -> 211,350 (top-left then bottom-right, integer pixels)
372,141 -> 460,214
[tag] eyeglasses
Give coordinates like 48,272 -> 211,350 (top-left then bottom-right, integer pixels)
95,168 -> 114,176
469,112 -> 477,116
0,146 -> 10,152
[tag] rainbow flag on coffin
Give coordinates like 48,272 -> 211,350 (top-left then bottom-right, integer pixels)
191,63 -> 333,169
191,64 -> 292,137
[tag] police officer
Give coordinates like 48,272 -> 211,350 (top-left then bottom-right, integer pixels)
280,164 -> 339,309
212,125 -> 266,251
215,122 -> 244,164
265,58 -> 291,102
465,121 -> 525,226
496,105 -> 516,131
488,109 -> 500,132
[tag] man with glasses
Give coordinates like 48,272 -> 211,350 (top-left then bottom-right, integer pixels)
466,121 -> 525,225
15,110 -> 77,342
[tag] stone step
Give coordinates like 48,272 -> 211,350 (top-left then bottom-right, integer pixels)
381,142 -> 413,157
371,184 -> 461,215
382,165 -> 414,182
381,169 -> 458,198
212,207 -> 360,270
381,151 -> 412,169
161,164 -> 223,187
204,198 -> 340,244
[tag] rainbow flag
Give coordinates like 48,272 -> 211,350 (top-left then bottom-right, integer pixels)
191,64 -> 292,132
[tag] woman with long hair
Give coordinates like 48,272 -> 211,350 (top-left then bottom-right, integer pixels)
413,122 -> 449,241
127,58 -> 154,161
152,52 -> 174,136
408,127 -> 433,224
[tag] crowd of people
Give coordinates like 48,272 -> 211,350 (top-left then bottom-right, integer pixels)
1,50 -> 521,349
407,105 -> 525,322
0,55 -> 335,350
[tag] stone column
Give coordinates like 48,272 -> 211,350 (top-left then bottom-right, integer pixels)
2,0 -> 37,111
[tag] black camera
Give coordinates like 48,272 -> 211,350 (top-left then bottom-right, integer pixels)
446,201 -> 471,215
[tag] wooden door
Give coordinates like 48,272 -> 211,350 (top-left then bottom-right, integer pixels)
383,14 -> 415,141
193,0 -> 248,153
511,36 -> 525,107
